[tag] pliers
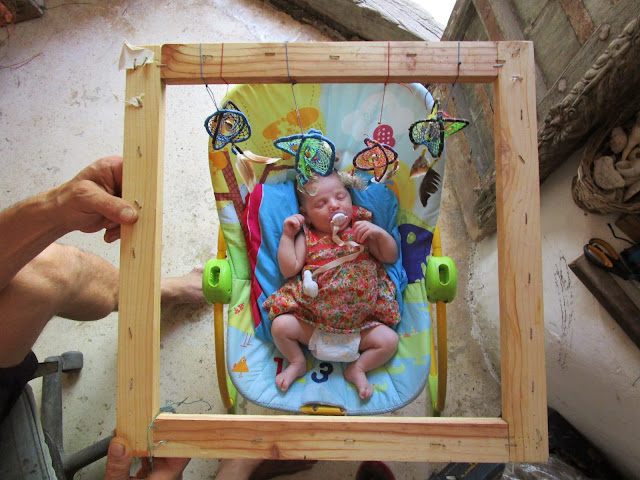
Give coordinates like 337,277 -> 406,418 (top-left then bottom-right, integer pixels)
584,238 -> 640,281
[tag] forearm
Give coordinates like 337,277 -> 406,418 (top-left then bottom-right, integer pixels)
369,232 -> 398,264
277,235 -> 304,278
0,188 -> 69,291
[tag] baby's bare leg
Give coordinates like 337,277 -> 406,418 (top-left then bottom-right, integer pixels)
344,325 -> 399,400
271,314 -> 314,392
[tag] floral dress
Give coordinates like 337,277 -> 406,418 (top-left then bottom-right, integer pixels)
263,206 -> 400,333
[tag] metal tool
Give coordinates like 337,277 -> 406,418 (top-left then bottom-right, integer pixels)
584,238 -> 640,281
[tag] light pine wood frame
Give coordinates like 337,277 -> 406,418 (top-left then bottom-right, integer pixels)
118,41 -> 547,463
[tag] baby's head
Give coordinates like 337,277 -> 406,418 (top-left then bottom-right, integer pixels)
297,171 -> 364,234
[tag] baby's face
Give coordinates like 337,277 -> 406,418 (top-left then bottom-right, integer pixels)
300,174 -> 353,234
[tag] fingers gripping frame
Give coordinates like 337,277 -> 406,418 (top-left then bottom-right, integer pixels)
118,41 -> 547,463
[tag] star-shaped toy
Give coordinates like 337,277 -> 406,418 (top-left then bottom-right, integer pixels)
204,100 -> 251,150
352,137 -> 398,182
408,100 -> 469,158
274,128 -> 336,185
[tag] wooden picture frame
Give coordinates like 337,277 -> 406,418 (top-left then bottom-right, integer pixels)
118,41 -> 547,463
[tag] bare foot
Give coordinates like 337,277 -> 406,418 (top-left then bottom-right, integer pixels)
160,267 -> 205,308
275,361 -> 307,392
344,363 -> 374,400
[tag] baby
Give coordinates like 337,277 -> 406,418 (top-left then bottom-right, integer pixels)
263,171 -> 400,400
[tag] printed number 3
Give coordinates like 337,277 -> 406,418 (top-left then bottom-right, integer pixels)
311,362 -> 333,383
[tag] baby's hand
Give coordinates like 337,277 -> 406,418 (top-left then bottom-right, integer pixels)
352,220 -> 384,244
282,214 -> 305,238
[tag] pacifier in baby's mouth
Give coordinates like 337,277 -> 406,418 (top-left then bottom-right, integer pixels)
331,213 -> 348,245
331,212 -> 348,226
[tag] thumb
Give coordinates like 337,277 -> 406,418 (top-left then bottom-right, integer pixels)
105,437 -> 133,480
90,187 -> 138,226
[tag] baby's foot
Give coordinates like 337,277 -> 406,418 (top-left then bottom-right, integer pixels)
344,363 -> 374,400
275,361 -> 307,392
161,267 -> 206,308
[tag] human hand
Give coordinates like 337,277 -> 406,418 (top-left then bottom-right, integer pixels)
50,155 -> 138,243
352,220 -> 384,244
105,437 -> 190,480
282,214 -> 305,238
353,220 -> 398,264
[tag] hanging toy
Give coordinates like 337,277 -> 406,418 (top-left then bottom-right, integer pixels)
352,137 -> 399,183
204,100 -> 252,150
408,99 -> 469,158
274,128 -> 336,186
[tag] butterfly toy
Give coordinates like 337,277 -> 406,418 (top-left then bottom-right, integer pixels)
408,99 -> 469,158
352,137 -> 398,183
204,100 -> 252,150
274,128 -> 336,186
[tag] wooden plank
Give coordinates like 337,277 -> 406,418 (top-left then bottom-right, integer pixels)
160,42 -> 499,85
493,41 -> 548,462
443,3 -> 639,240
616,214 -> 640,244
558,0 -> 596,45
118,45 -> 165,454
151,414 -> 510,462
264,0 -> 443,41
460,83 -> 495,177
479,0 -> 549,98
526,1 -> 582,87
510,0 -> 547,30
583,0 -> 620,28
569,254 -> 640,350
537,0 -> 640,132
474,0 -> 505,40
441,0 -> 547,241
538,15 -> 640,182
443,0 -> 476,41
464,8 -> 492,42
441,6 -> 498,242
118,40 -> 548,462
437,85 -> 495,241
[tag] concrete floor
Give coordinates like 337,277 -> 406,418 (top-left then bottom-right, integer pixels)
0,1 -> 500,478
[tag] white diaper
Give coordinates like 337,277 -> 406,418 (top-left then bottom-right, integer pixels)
308,329 -> 361,362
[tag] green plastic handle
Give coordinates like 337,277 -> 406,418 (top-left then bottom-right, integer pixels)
425,256 -> 457,303
202,259 -> 232,304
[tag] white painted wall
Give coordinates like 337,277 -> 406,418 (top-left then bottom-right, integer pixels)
469,150 -> 640,479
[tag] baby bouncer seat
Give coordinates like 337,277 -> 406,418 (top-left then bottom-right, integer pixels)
203,81 -> 456,415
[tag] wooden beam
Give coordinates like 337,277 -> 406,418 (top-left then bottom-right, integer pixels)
558,0 -> 596,45
161,42 -> 499,85
616,214 -> 640,244
151,414 -> 510,462
263,0 -> 444,41
493,41 -> 548,462
118,45 -> 165,454
569,254 -> 640,350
